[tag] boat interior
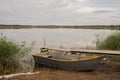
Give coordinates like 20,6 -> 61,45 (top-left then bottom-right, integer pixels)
34,48 -> 101,61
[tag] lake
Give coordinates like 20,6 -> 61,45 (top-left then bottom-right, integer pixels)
0,29 -> 114,52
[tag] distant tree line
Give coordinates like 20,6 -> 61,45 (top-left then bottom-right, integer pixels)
0,24 -> 120,30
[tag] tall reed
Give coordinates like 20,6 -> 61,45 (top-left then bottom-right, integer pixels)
96,32 -> 120,50
0,33 -> 34,75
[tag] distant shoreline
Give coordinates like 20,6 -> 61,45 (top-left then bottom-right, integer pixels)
0,24 -> 120,30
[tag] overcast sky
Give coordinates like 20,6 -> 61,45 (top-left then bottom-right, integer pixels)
0,0 -> 120,25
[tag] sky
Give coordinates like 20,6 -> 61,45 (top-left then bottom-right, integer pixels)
0,0 -> 120,25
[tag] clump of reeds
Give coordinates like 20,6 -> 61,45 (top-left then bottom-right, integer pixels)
96,32 -> 120,50
0,33 -> 34,75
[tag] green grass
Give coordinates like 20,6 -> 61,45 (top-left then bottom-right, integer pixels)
0,33 -> 34,75
96,32 -> 120,50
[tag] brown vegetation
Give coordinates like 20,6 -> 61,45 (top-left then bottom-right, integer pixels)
1,60 -> 120,80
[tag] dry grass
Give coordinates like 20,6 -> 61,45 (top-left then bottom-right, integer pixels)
1,61 -> 120,80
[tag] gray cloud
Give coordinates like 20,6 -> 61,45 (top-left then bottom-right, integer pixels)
93,9 -> 114,14
0,0 -> 120,25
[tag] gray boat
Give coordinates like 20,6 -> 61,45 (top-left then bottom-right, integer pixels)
32,48 -> 104,71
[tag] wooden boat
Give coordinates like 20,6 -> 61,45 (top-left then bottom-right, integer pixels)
32,48 -> 104,71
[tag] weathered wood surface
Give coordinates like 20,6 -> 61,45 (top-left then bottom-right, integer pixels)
71,49 -> 120,55
47,47 -> 120,55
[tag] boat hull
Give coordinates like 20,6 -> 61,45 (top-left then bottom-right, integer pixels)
33,55 -> 103,71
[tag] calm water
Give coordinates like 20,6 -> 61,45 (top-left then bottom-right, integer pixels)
0,29 -> 113,52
